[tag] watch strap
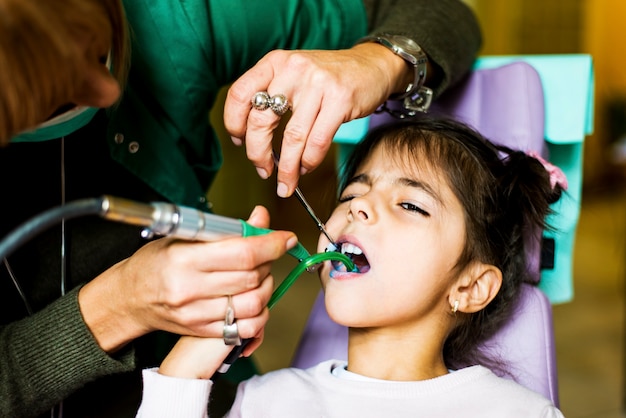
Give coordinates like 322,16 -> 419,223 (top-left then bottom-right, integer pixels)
357,34 -> 433,114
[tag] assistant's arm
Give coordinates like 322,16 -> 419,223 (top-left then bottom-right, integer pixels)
0,286 -> 135,416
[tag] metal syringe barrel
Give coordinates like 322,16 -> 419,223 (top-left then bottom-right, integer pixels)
100,195 -> 244,241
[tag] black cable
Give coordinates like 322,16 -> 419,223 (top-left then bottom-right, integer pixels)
0,197 -> 105,260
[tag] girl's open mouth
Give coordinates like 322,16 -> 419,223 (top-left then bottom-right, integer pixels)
327,242 -> 370,274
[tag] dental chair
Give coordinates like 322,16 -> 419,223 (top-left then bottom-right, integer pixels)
290,55 -> 594,408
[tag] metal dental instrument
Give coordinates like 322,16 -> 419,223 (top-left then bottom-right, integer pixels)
271,150 -> 337,248
99,196 -> 311,261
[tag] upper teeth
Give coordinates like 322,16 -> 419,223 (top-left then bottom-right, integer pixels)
340,242 -> 363,256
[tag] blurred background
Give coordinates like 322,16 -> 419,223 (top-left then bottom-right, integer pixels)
208,1 -> 625,416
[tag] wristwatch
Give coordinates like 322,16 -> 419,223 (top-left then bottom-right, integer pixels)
357,33 -> 433,114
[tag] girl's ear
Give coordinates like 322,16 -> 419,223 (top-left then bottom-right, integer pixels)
450,262 -> 502,314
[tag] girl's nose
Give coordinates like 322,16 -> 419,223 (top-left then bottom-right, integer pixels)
347,196 -> 375,223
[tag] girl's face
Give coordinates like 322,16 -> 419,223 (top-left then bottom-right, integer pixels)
318,144 -> 467,331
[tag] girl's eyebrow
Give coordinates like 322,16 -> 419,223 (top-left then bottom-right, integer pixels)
344,173 -> 370,188
396,177 -> 443,205
346,173 -> 443,205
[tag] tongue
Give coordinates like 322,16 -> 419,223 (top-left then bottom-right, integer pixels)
351,253 -> 370,273
331,253 -> 370,273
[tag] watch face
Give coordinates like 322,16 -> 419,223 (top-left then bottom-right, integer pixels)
388,34 -> 421,54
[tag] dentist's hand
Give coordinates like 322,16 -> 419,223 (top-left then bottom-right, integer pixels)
78,205 -> 297,353
224,44 -> 414,198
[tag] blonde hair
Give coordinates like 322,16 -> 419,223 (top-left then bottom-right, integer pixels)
0,0 -> 130,145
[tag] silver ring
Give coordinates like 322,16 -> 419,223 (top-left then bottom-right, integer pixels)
269,94 -> 290,116
250,91 -> 291,116
223,295 -> 242,346
251,91 -> 271,111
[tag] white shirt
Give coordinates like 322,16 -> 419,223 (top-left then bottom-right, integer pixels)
137,360 -> 564,418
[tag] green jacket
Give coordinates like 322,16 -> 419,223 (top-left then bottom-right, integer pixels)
110,0 -> 367,210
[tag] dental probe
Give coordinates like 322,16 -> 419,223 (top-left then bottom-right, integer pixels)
271,150 -> 338,248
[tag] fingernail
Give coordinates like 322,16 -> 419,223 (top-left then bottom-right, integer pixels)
249,205 -> 260,218
277,182 -> 289,198
231,136 -> 242,146
286,235 -> 298,249
300,166 -> 308,175
256,167 -> 269,179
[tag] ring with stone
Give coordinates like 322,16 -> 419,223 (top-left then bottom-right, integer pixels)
223,295 -> 242,346
269,93 -> 290,116
251,91 -> 271,111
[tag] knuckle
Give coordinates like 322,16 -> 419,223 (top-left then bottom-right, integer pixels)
161,287 -> 187,309
238,312 -> 267,339
247,108 -> 274,129
245,293 -> 265,316
228,75 -> 257,103
163,304 -> 194,331
284,52 -> 313,72
244,269 -> 264,291
236,247 -> 258,270
282,124 -> 307,145
226,84 -> 249,107
160,277 -> 192,308
302,136 -> 331,170
277,159 -> 300,178
237,321 -> 254,339
307,131 -> 330,152
265,49 -> 285,63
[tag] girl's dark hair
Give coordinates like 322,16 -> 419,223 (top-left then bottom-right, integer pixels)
339,117 -> 564,375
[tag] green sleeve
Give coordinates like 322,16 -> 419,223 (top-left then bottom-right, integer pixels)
0,286 -> 135,416
198,0 -> 369,83
362,0 -> 483,97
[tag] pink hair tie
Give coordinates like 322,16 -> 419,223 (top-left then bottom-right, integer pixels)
526,151 -> 568,191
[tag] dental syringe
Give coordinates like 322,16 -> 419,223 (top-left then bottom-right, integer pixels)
0,195 -> 355,375
99,195 -> 312,261
102,196 -> 356,374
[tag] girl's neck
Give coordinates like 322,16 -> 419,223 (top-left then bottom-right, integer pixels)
346,327 -> 449,381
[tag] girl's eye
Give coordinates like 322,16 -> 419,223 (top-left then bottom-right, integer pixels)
401,202 -> 430,216
338,194 -> 356,204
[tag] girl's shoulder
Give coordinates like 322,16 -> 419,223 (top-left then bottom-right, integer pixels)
451,365 -> 563,417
